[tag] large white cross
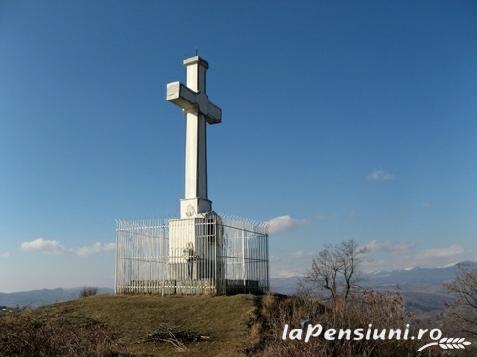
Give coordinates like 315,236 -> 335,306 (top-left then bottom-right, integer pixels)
166,56 -> 222,218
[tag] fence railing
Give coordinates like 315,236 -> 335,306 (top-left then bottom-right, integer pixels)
115,214 -> 269,295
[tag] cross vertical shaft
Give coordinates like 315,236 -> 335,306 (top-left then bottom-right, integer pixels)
184,59 -> 207,203
166,56 -> 222,218
184,111 -> 207,201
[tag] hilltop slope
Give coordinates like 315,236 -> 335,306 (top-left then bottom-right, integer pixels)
3,294 -> 259,356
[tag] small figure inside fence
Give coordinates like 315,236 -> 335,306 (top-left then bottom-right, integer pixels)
183,242 -> 197,279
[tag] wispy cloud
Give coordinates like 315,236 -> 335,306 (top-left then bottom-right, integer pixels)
360,242 -> 468,272
367,169 -> 396,182
20,238 -> 115,257
76,242 -> 115,257
417,244 -> 464,259
272,267 -> 303,278
289,250 -> 314,259
0,251 -> 11,258
266,215 -> 308,234
272,241 -> 471,277
270,250 -> 316,277
315,213 -> 335,221
363,240 -> 415,253
20,238 -> 65,255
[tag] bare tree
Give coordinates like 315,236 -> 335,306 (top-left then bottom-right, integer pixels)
339,240 -> 361,300
447,264 -> 477,337
305,240 -> 365,304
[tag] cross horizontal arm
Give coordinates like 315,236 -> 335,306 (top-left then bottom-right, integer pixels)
206,101 -> 221,125
166,81 -> 222,124
167,82 -> 198,113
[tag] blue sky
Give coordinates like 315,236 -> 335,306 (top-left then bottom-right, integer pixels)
1,0 -> 476,291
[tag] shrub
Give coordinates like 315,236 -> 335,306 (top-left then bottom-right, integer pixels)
80,287 -> 98,298
259,291 -> 442,357
0,312 -> 120,356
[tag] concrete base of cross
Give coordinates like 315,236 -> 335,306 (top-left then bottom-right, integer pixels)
180,197 -> 212,218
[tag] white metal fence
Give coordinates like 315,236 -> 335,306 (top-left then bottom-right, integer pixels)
115,214 -> 269,295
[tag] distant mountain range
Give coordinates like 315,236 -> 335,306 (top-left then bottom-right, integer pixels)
271,261 -> 477,312
1,262 -> 475,311
0,287 -> 113,308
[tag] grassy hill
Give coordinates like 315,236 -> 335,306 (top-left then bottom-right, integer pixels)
0,294 -> 261,356
2,292 -> 463,356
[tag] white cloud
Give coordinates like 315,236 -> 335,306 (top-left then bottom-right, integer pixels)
272,268 -> 302,278
20,238 -> 65,255
269,250 -> 316,277
266,215 -> 308,234
270,242 -> 472,277
363,240 -> 415,253
289,250 -> 314,259
422,201 -> 433,209
367,169 -> 396,182
0,251 -> 11,258
76,242 -> 115,257
359,242 -> 468,272
20,238 -> 115,257
417,244 -> 464,259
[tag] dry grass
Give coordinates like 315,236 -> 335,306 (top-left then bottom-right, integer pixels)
2,292 -> 469,356
141,322 -> 210,352
0,311 -> 118,356
1,294 -> 257,356
256,291 -> 456,357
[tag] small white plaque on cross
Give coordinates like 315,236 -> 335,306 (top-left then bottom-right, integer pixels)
166,56 -> 222,218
